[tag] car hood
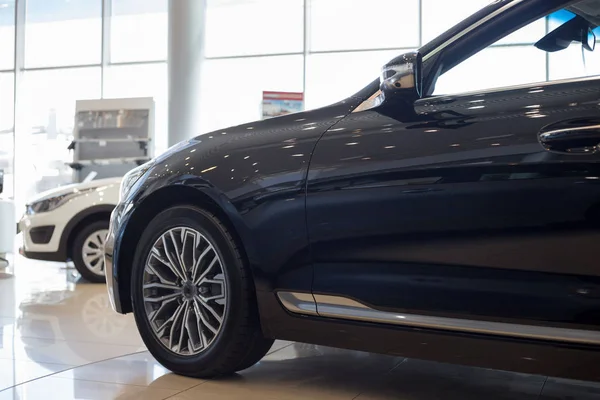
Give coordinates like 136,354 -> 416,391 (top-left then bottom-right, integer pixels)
154,99 -> 364,165
139,98 -> 366,208
27,177 -> 122,204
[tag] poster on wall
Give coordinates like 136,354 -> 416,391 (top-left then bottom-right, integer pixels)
262,91 -> 304,119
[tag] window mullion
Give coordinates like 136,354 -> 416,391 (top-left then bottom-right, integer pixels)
101,0 -> 112,98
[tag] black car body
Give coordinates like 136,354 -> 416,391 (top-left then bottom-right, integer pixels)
106,0 -> 600,380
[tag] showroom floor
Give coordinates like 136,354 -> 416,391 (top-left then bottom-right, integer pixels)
0,256 -> 599,399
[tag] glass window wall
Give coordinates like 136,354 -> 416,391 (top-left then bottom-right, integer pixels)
0,73 -> 14,199
5,0 -> 600,201
200,55 -> 304,134
110,0 -> 168,63
17,67 -> 101,200
0,1 -> 15,70
25,0 -> 102,68
205,0 -> 304,58
305,50 -> 401,110
310,0 -> 419,52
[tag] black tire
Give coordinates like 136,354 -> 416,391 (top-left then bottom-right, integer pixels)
131,205 -> 273,378
233,333 -> 275,373
72,220 -> 109,283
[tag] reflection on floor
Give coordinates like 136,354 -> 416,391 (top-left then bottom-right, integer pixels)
0,256 -> 599,399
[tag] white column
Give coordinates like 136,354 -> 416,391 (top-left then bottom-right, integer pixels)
168,0 -> 207,147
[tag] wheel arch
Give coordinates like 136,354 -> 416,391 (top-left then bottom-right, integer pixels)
116,184 -> 256,314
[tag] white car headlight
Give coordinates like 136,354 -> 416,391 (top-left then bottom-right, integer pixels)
120,161 -> 154,201
27,189 -> 94,215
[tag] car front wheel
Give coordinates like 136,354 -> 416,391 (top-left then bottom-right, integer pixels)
131,205 -> 273,378
72,220 -> 109,283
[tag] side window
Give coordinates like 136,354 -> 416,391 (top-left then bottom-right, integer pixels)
433,8 -> 600,96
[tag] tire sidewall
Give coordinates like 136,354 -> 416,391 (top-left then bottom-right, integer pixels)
72,220 -> 109,283
131,205 -> 247,375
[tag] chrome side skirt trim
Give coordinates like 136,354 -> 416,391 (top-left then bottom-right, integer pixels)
277,291 -> 600,345
277,291 -> 318,316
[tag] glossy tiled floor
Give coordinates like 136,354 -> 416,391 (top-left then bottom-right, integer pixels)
1,255 -> 599,399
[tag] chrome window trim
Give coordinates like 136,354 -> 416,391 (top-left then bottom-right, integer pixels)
422,0 -> 528,62
424,75 -> 600,100
353,0 -> 529,112
277,291 -> 600,345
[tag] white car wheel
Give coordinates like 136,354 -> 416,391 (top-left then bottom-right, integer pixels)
72,221 -> 109,283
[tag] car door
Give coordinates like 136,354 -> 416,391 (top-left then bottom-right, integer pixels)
305,2 -> 600,336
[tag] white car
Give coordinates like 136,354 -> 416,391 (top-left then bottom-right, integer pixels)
19,177 -> 121,282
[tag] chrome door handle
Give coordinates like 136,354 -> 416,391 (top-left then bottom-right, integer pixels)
539,124 -> 600,154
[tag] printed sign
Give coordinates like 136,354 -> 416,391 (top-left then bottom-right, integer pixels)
262,91 -> 304,119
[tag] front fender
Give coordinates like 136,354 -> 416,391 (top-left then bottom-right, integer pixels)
144,176 -> 261,268
109,99 -> 362,313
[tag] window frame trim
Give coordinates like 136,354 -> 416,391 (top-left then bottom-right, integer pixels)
420,73 -> 600,103
421,0 -> 572,97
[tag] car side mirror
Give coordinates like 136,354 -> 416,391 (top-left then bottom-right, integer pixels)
380,52 -> 423,101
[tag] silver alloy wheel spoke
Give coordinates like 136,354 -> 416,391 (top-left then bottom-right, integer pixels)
143,282 -> 180,291
193,297 -> 220,335
196,296 -> 223,324
82,229 -> 108,275
148,250 -> 178,285
194,255 -> 219,285
168,302 -> 187,351
188,302 -> 206,352
191,245 -> 212,282
144,292 -> 181,303
156,301 -> 186,336
177,302 -> 191,352
142,227 -> 227,356
161,234 -> 187,281
149,297 -> 178,323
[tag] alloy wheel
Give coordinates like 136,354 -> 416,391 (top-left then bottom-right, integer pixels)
142,227 -> 227,356
82,229 -> 109,276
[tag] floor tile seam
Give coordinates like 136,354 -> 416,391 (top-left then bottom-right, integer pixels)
0,363 -> 78,393
0,332 -> 146,348
40,343 -> 300,395
162,380 -> 209,399
0,350 -> 148,393
0,359 -> 76,368
278,357 -> 397,400
350,357 -> 408,400
537,376 -> 549,399
266,342 -> 295,355
147,343 -> 297,400
389,357 -> 409,372
50,374 -> 161,389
